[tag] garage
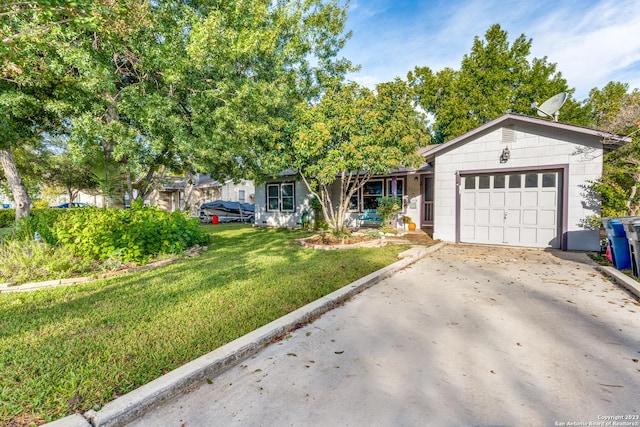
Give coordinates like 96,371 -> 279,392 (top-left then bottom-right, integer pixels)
460,170 -> 562,248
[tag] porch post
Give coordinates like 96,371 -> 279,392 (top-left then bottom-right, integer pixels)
391,177 -> 397,228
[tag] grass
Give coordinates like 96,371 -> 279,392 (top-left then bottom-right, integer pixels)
0,227 -> 12,241
0,224 -> 409,425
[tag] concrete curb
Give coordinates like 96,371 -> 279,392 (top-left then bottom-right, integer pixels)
46,242 -> 446,427
597,265 -> 640,299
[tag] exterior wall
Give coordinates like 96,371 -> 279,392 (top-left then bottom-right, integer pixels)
255,174 -> 425,230
219,180 -> 255,203
255,180 -> 312,227
404,173 -> 422,226
432,123 -> 603,251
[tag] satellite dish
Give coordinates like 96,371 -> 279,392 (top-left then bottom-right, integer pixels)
533,92 -> 567,122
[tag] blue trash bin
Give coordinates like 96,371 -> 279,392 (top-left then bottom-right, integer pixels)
603,218 -> 631,270
620,218 -> 640,277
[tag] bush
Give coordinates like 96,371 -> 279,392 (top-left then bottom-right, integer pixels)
14,208 -> 64,243
0,208 -> 14,228
0,239 -> 94,285
376,197 -> 402,226
13,206 -> 210,264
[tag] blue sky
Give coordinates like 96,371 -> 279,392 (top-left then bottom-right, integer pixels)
340,0 -> 640,100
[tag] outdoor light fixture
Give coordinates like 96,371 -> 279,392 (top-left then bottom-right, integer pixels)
500,146 -> 510,163
414,176 -> 419,182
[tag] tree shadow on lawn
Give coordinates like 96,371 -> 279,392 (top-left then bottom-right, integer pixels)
0,227 -> 402,422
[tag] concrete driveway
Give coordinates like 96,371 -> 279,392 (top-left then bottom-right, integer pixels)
128,244 -> 640,427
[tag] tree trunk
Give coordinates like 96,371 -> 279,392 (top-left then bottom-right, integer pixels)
0,148 -> 31,221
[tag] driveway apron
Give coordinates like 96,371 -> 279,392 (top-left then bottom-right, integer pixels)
128,244 -> 640,427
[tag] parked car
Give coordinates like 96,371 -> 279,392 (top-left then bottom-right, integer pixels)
52,202 -> 90,208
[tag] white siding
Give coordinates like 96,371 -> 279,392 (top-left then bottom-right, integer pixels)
220,180 -> 255,203
255,180 -> 312,227
432,124 -> 603,251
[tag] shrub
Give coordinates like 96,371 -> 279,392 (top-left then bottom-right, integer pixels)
10,206 -> 210,267
51,206 -> 210,263
14,208 -> 64,244
376,197 -> 402,226
0,208 -> 14,228
0,239 -> 93,285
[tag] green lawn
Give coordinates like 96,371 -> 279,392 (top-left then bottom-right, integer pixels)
0,225 -> 408,425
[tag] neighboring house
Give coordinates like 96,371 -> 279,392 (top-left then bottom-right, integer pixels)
255,114 -> 630,251
146,174 -> 255,217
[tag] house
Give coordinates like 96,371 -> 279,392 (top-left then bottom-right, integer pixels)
145,174 -> 255,217
255,114 -> 630,251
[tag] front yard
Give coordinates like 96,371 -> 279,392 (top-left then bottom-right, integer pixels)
0,225 -> 409,425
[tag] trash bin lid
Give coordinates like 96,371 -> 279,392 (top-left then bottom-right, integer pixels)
606,220 -> 627,237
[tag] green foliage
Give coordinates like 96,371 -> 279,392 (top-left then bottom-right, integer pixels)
277,80 -> 426,233
14,206 -> 210,264
309,196 -> 328,230
408,24 -> 582,143
0,239 -> 93,285
376,197 -> 402,226
14,208 -> 64,244
0,209 -> 14,228
0,226 -> 407,423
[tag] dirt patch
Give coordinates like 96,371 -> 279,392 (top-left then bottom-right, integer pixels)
297,234 -> 386,250
386,232 -> 436,246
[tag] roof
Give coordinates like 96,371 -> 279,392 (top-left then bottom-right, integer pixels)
422,114 -> 632,159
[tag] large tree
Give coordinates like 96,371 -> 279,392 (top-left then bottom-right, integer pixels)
2,0 -> 354,218
0,0 -> 139,218
586,83 -> 640,216
408,24 -> 584,144
276,80 -> 427,234
69,0 -> 354,204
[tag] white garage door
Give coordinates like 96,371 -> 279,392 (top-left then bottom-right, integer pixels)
460,171 -> 561,248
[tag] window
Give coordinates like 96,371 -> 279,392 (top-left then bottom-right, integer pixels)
348,178 -> 404,212
362,180 -> 383,210
493,175 -> 505,189
348,194 -> 360,211
542,173 -> 556,188
238,190 -> 246,203
266,183 -> 295,212
464,176 -> 476,189
386,179 -> 404,197
508,174 -> 521,188
479,176 -> 490,189
525,173 -> 538,188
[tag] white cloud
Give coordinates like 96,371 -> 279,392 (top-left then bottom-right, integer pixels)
341,0 -> 640,99
528,0 -> 640,98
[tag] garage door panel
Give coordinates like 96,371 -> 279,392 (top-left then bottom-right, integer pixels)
539,210 -> 557,226
506,227 -> 520,242
540,190 -> 558,208
490,192 -> 505,207
522,209 -> 538,225
476,208 -> 490,223
538,228 -> 557,246
460,170 -> 561,248
523,191 -> 539,207
476,226 -> 489,241
506,192 -> 521,206
461,225 -> 475,240
490,226 -> 504,243
477,192 -> 490,206
521,227 -> 538,244
490,209 -> 505,224
506,209 -> 521,225
462,209 -> 475,223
